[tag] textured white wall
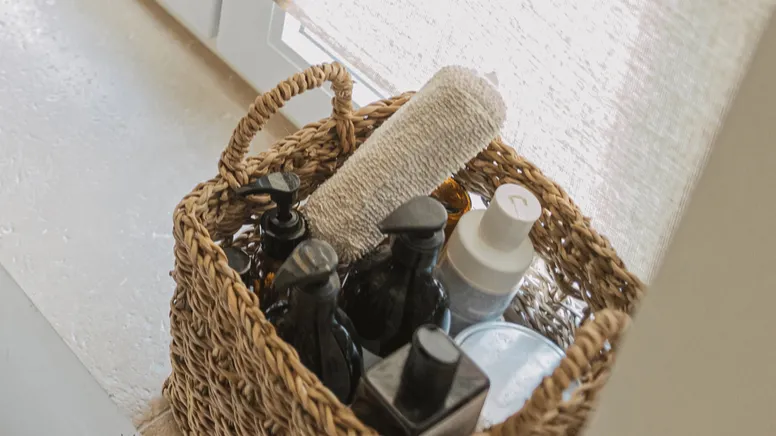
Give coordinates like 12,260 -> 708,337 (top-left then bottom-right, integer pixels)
588,12 -> 776,435
0,0 -> 291,418
290,0 -> 775,281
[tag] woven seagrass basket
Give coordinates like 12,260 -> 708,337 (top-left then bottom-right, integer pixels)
163,62 -> 644,435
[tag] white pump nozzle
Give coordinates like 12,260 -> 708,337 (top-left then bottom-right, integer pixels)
478,185 -> 541,251
442,184 -> 541,296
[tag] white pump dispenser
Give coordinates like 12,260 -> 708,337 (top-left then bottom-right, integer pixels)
435,184 -> 542,335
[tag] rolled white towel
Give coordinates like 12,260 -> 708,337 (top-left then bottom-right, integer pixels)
304,66 -> 507,262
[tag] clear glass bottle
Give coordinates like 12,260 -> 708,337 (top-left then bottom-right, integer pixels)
341,196 -> 451,358
265,239 -> 363,404
236,172 -> 308,311
455,321 -> 565,429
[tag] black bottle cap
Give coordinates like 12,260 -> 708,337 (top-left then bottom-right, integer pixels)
379,197 -> 447,266
235,172 -> 307,259
395,325 -> 461,421
223,246 -> 251,276
274,239 -> 339,297
379,196 -> 447,239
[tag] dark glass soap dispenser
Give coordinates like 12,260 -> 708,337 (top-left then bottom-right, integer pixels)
265,239 -> 363,404
236,172 -> 307,310
341,196 -> 451,358
222,246 -> 252,286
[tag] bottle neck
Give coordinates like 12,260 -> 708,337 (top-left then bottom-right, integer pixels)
389,232 -> 444,271
289,275 -> 339,324
261,209 -> 307,260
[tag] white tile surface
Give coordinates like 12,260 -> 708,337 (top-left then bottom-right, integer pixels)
0,265 -> 137,436
0,0 -> 292,418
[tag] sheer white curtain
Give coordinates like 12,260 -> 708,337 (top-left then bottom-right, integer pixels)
285,0 -> 773,281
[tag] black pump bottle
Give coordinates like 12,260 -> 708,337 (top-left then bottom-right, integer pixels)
350,325 -> 490,436
265,239 -> 363,404
222,246 -> 252,286
236,172 -> 307,310
341,196 -> 451,358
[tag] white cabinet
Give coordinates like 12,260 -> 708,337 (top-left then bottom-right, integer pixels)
216,0 -> 338,126
157,0 -> 222,40
158,0 -> 386,126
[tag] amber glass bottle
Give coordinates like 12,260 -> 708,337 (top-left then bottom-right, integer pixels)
236,172 -> 307,311
341,196 -> 451,358
430,177 -> 472,241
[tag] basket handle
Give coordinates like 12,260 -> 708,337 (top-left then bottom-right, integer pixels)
482,309 -> 631,436
218,62 -> 356,189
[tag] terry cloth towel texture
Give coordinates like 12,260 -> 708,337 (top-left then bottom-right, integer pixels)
304,66 -> 507,262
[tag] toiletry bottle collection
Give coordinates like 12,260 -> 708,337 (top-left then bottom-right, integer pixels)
222,170 -> 553,434
215,58 -> 555,436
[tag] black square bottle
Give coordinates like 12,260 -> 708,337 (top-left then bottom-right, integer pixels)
350,325 -> 490,435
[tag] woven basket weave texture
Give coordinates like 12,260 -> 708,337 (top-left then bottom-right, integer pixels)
163,62 -> 643,436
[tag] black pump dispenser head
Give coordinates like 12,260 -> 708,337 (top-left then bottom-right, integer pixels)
235,172 -> 307,259
379,196 -> 447,266
274,239 -> 340,297
379,196 -> 448,239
